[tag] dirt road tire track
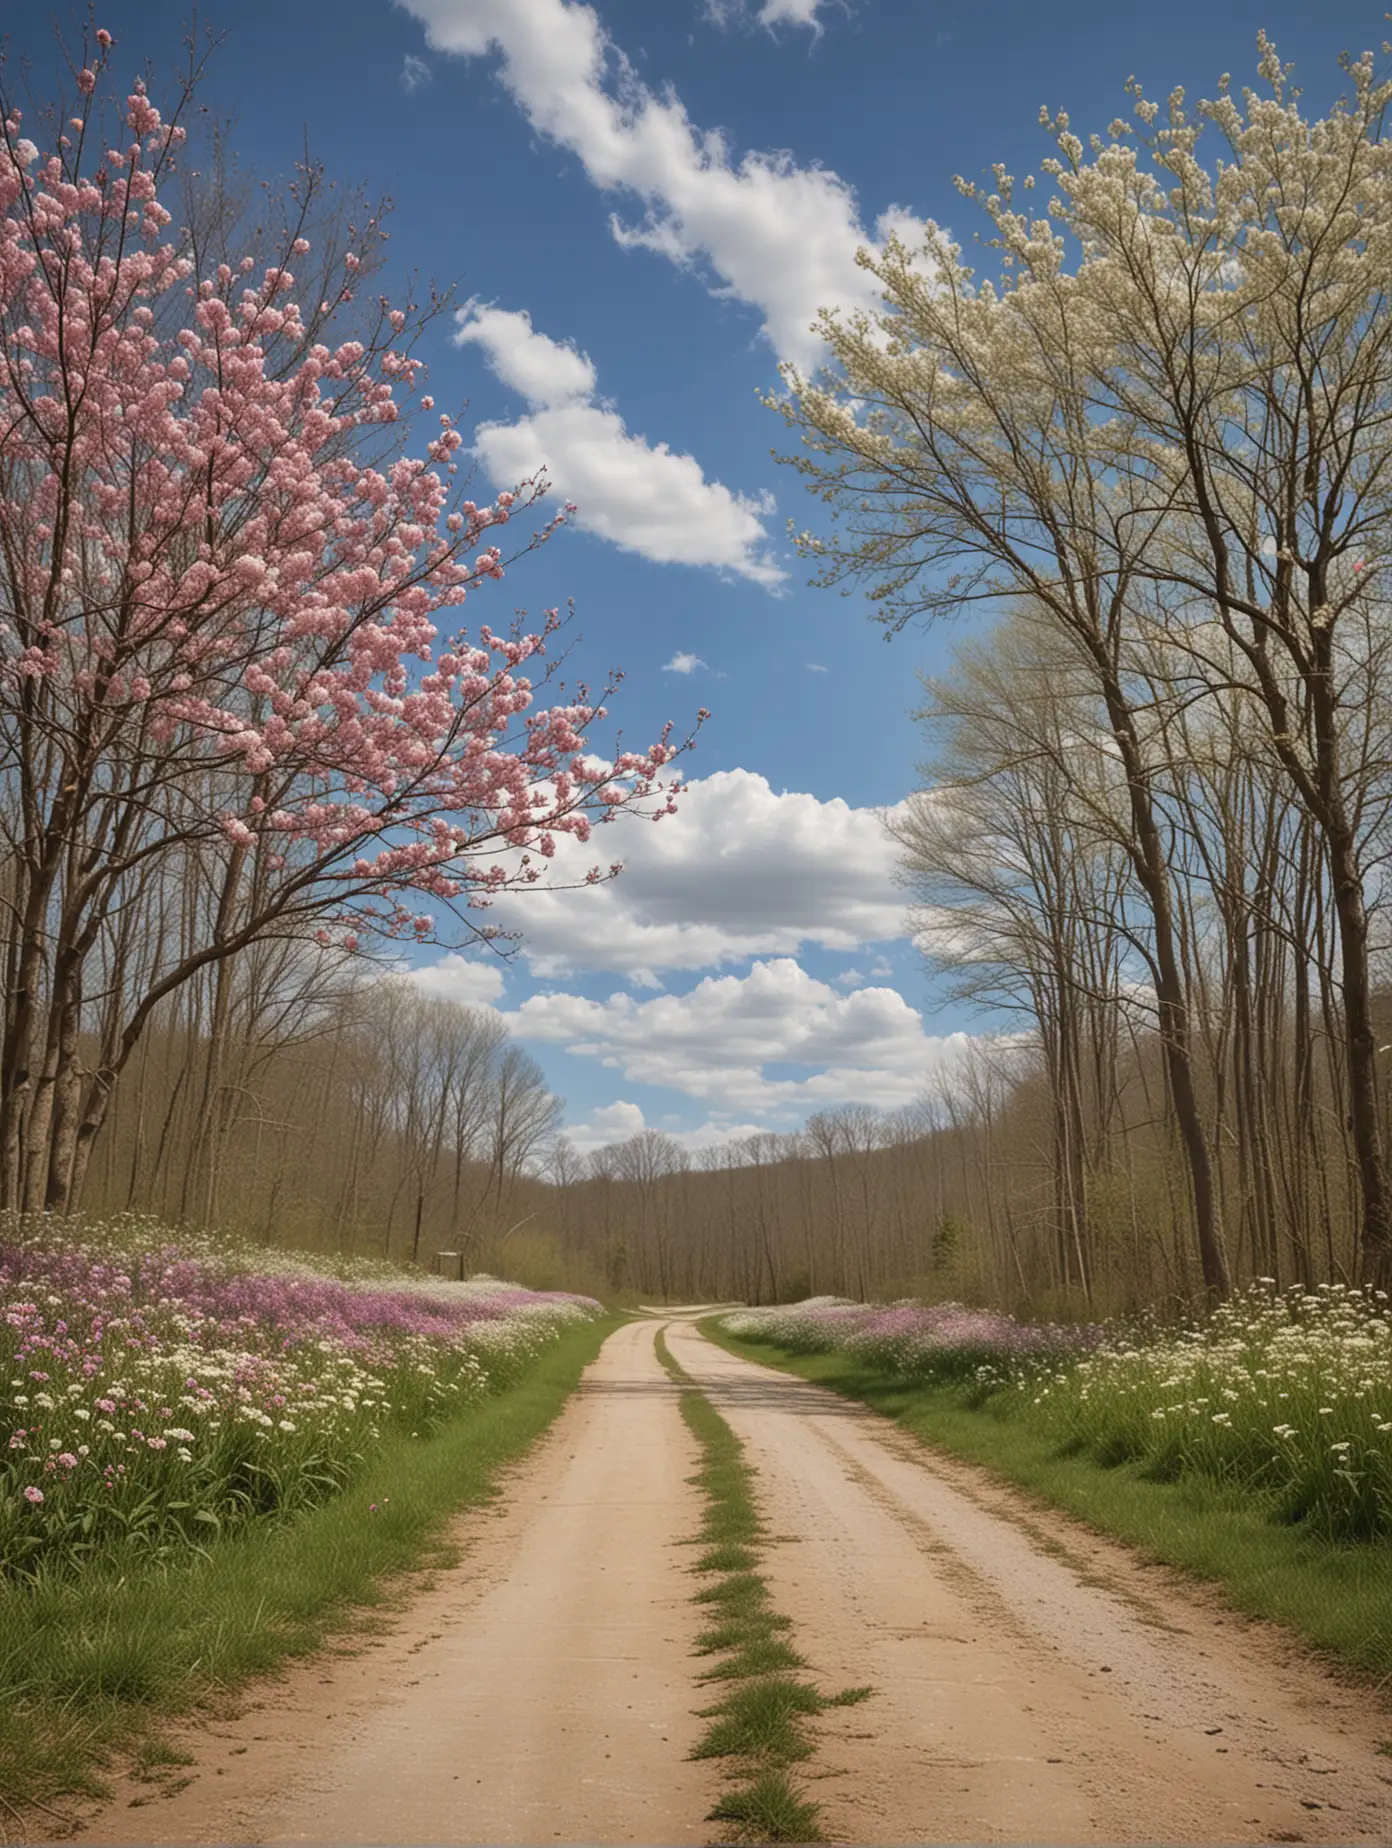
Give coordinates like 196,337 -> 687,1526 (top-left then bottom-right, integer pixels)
665,1319 -> 1392,1846
70,1319 -> 716,1847
67,1313 -> 1392,1846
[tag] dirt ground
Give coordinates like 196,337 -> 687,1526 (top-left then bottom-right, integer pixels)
665,1320 -> 1392,1845
68,1319 -> 717,1847
66,1315 -> 1392,1846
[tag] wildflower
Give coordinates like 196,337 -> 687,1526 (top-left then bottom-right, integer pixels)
22,1486 -> 44,1504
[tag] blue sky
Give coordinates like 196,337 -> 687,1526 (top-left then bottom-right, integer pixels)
16,0 -> 1385,1156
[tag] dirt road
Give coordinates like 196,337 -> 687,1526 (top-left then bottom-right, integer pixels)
72,1319 -> 717,1847
69,1316 -> 1392,1846
665,1320 -> 1392,1845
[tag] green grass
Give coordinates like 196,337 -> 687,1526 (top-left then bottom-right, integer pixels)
702,1319 -> 1392,1689
654,1330 -> 870,1844
0,1313 -> 620,1832
705,1770 -> 823,1843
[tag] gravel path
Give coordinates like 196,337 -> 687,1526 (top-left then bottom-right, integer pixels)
68,1314 -> 1392,1846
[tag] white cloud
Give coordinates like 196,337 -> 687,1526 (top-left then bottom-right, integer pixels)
401,52 -> 432,89
805,661 -> 828,673
757,0 -> 837,25
405,953 -> 506,1007
454,301 -> 783,585
397,0 -> 919,368
663,651 -> 706,674
563,1097 -> 772,1157
472,405 -> 782,583
486,768 -> 909,977
704,0 -> 845,33
566,1098 -> 647,1153
510,957 -> 971,1112
454,300 -> 596,405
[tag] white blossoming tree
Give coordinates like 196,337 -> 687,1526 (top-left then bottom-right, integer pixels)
775,36 -> 1392,1293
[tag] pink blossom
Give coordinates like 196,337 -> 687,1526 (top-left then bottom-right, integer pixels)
23,1485 -> 44,1504
0,72 -> 696,1112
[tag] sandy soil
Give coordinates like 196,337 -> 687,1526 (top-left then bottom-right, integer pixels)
664,1319 -> 1392,1845
69,1319 -> 716,1847
65,1315 -> 1392,1847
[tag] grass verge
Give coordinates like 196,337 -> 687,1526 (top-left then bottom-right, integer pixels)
701,1319 -> 1392,1690
655,1329 -> 869,1844
0,1313 -> 621,1834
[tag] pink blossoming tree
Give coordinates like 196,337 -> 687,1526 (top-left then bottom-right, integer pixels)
0,33 -> 695,1215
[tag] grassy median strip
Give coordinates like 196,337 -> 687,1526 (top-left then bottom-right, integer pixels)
702,1318 -> 1392,1689
0,1313 -> 620,1832
655,1329 -> 869,1844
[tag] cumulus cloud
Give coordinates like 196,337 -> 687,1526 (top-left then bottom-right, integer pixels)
563,1097 -> 772,1157
454,301 -> 783,585
397,0 -> 918,367
510,957 -> 970,1112
404,953 -> 506,1007
566,1099 -> 647,1153
455,300 -> 597,405
663,651 -> 707,674
484,768 -> 909,977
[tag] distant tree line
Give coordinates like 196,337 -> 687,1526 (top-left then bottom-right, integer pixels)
79,961 -> 563,1274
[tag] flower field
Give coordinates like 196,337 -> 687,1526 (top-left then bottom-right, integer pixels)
2,1217 -> 601,1579
721,1284 -> 1392,1542
721,1297 -> 1096,1382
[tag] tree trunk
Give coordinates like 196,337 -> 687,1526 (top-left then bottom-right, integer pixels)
1328,826 -> 1392,1287
1095,664 -> 1231,1298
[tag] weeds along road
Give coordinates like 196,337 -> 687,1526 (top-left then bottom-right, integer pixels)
664,1320 -> 1392,1846
73,1315 -> 1392,1846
